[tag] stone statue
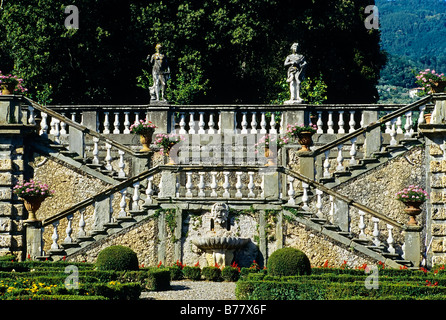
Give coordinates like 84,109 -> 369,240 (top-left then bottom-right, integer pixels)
284,42 -> 307,104
211,202 -> 229,227
147,43 -> 170,102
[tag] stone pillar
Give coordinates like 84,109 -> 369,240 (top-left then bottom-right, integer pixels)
262,169 -> 280,200
363,110 -> 381,158
404,225 -> 423,268
282,108 -> 306,131
219,111 -> 236,134
297,152 -> 315,181
0,95 -> 23,124
24,221 -> 43,260
146,107 -> 170,134
174,208 -> 183,263
157,210 -> 166,265
333,198 -> 349,232
159,168 -> 177,199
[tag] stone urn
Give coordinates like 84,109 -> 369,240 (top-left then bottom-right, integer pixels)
1,83 -> 15,95
403,201 -> 423,226
22,196 -> 47,222
192,236 -> 250,267
264,147 -> 277,166
297,131 -> 314,152
139,128 -> 155,152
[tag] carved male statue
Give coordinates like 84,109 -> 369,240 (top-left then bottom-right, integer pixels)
147,43 -> 170,102
284,42 -> 307,104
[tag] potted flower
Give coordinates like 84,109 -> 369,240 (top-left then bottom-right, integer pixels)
395,185 -> 429,225
13,180 -> 54,222
255,134 -> 290,166
130,119 -> 157,152
0,71 -> 27,95
415,69 -> 446,96
154,133 -> 185,165
286,123 -> 318,152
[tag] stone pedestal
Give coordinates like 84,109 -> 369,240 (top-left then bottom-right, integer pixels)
404,225 -> 423,268
24,220 -> 43,260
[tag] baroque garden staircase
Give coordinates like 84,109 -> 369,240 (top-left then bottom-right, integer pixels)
18,96 -> 434,268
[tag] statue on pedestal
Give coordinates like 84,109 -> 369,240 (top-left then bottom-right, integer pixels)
147,43 -> 170,102
284,42 -> 307,104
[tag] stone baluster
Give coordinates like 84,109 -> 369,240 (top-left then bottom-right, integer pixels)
269,114 -> 277,134
338,111 -> 345,134
372,217 -> 381,246
404,111 -> 414,138
105,143 -> 113,171
327,111 -> 334,134
396,116 -> 403,134
145,176 -> 154,205
70,112 -> 77,124
103,112 -> 110,134
389,119 -> 397,146
60,113 -> 67,135
198,172 -> 206,197
250,112 -> 258,134
53,118 -> 61,143
387,224 -> 395,254
316,111 -> 323,133
185,172 -> 193,198
349,137 -> 357,166
210,172 -> 218,197
134,112 -> 140,125
217,112 -> 222,134
179,113 -> 187,134
336,144 -> 344,171
188,112 -> 196,134
248,172 -> 255,198
28,106 -> 36,125
118,188 -> 128,217
123,112 -> 131,134
235,172 -> 243,198
51,221 -> 60,250
323,151 -> 331,178
39,112 -> 48,137
358,210 -> 366,239
316,189 -> 323,218
385,112 -> 392,133
260,112 -> 267,134
241,112 -> 248,134
113,112 -> 120,134
64,214 -> 74,244
198,112 -> 206,134
287,176 -> 295,205
49,117 -> 56,135
418,105 -> 426,125
77,209 -> 86,238
222,171 -> 230,198
349,111 -> 356,133
118,150 -> 125,178
132,182 -> 141,210
301,182 -> 309,211
92,137 -> 100,165
208,113 -> 216,134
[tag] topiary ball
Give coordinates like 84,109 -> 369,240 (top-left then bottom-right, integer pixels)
96,245 -> 139,271
267,247 -> 311,276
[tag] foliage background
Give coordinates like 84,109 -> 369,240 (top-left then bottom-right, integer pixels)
0,0 -> 385,105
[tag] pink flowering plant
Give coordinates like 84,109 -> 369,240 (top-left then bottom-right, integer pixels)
396,185 -> 429,203
286,123 -> 317,138
254,134 -> 290,153
0,71 -> 27,94
415,69 -> 446,96
129,119 -> 157,135
154,133 -> 185,155
13,180 -> 54,198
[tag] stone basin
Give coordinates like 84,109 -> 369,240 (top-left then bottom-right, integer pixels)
191,236 -> 250,267
191,236 -> 250,250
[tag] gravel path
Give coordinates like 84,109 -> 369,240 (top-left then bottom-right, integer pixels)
140,280 -> 237,300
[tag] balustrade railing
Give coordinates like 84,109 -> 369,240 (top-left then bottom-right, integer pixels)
39,163 -> 413,264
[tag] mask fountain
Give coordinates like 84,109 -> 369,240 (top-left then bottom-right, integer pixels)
191,203 -> 250,267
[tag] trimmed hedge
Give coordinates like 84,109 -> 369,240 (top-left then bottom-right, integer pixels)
183,266 -> 202,281
202,266 -> 222,281
96,246 -> 139,271
267,248 -> 311,276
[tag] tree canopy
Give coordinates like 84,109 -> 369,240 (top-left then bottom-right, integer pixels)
0,0 -> 385,104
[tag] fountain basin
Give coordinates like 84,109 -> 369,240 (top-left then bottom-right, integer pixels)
191,236 -> 250,267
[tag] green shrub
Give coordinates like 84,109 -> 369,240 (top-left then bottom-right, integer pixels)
221,266 -> 240,282
168,265 -> 183,280
267,247 -> 311,277
202,266 -> 222,281
183,266 -> 202,281
96,246 -> 139,271
146,268 -> 171,291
